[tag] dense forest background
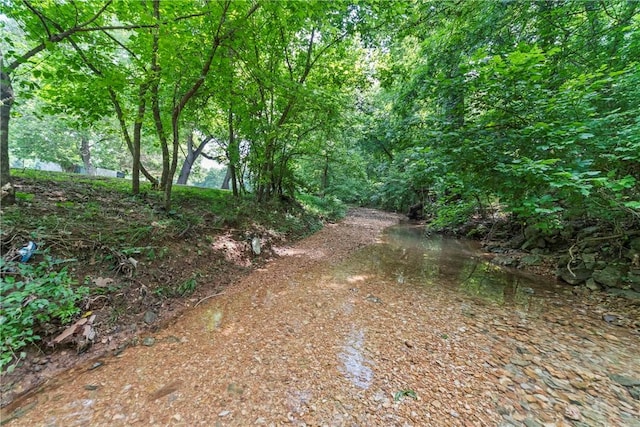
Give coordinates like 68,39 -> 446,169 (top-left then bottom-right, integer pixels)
2,0 -> 639,229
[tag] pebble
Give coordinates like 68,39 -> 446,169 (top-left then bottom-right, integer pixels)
142,337 -> 156,346
564,405 -> 581,421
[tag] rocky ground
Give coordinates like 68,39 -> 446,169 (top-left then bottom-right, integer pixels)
1,208 -> 638,426
449,216 -> 640,301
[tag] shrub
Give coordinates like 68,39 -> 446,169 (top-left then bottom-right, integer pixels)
0,255 -> 88,372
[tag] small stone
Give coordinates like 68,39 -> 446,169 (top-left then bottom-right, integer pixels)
143,310 -> 158,324
570,380 -> 588,390
142,337 -> 156,346
511,357 -> 531,367
88,361 -> 104,371
172,414 -> 182,421
218,410 -> 231,417
449,410 -> 459,417
431,400 -> 442,409
609,374 -> 640,387
513,412 -> 527,422
564,405 -> 581,421
524,418 -> 542,427
84,384 -> 99,391
534,393 -> 549,403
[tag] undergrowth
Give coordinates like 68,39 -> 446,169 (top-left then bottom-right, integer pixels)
0,254 -> 88,373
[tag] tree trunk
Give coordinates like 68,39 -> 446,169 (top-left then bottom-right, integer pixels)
227,106 -> 239,197
177,132 -> 214,185
80,136 -> 95,175
0,69 -> 15,205
320,153 -> 329,197
177,132 -> 195,185
221,168 -> 231,189
109,89 -> 158,189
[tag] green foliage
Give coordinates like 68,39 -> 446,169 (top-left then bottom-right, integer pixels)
297,193 -> 347,223
393,389 -> 417,402
0,256 -> 88,372
154,275 -> 198,299
361,0 -> 640,230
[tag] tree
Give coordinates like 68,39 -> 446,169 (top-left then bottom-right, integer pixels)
0,0 -> 154,204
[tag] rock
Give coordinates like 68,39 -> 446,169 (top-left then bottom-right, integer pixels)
524,225 -> 540,239
511,357 -> 531,367
602,313 -> 623,325
585,278 -> 600,291
143,310 -> 158,324
627,272 -> 640,292
142,337 -> 156,346
577,226 -> 600,239
251,237 -> 261,255
592,265 -> 627,288
581,253 -> 597,269
520,255 -> 542,266
608,374 -> 640,387
507,234 -> 526,249
606,288 -> 640,300
365,294 -> 382,304
557,267 -> 592,285
629,386 -> 640,400
522,237 -> 546,251
523,418 -> 542,427
493,255 -> 517,267
564,405 -> 581,421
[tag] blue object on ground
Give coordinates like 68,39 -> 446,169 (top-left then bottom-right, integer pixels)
18,241 -> 37,262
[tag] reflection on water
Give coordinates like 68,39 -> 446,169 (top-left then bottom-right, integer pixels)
338,328 -> 373,389
338,225 -> 558,310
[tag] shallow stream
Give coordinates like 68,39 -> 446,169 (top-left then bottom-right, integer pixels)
2,222 -> 639,426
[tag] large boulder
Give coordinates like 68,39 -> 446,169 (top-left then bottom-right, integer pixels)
557,266 -> 593,285
592,264 -> 628,288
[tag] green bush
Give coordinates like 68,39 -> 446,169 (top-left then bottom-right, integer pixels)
0,256 -> 88,372
298,193 -> 347,223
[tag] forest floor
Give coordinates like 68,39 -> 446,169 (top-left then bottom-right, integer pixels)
1,207 -> 639,426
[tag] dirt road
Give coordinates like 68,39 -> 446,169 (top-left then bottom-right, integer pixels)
2,208 -> 638,426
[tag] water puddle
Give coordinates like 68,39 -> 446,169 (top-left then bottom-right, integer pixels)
338,328 -> 374,389
339,225 -> 562,310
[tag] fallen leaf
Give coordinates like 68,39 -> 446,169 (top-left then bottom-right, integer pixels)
52,318 -> 88,344
93,277 -> 115,287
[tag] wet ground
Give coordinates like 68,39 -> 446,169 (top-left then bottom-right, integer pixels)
1,209 -> 639,426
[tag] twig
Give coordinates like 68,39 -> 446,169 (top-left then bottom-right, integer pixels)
194,291 -> 225,307
567,244 -> 576,277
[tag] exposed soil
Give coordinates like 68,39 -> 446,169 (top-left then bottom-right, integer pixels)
1,208 -> 639,426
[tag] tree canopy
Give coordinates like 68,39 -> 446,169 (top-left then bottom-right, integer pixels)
2,0 -> 638,229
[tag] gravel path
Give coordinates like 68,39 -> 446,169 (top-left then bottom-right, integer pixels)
2,208 -> 639,426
